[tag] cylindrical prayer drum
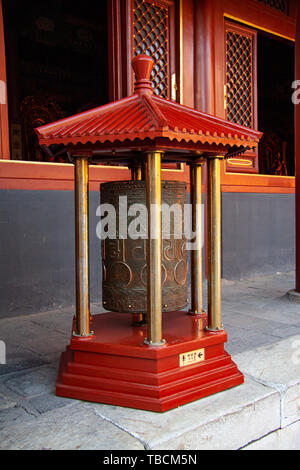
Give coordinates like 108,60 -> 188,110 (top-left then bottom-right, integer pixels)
100,180 -> 188,313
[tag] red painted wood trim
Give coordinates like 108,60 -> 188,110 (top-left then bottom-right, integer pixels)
0,160 -> 294,193
0,0 -> 9,160
222,159 -> 295,193
221,0 -> 296,40
0,160 -> 189,191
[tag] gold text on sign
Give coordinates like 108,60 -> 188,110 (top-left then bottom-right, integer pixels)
179,348 -> 205,367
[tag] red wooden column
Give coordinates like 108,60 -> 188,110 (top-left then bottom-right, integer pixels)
194,0 -> 215,114
296,3 -> 300,292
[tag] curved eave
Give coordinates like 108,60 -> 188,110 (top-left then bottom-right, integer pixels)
38,129 -> 260,151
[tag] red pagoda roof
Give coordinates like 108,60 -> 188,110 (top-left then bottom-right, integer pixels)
36,55 -> 262,155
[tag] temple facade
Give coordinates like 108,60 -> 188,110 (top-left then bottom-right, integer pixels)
0,0 -> 298,316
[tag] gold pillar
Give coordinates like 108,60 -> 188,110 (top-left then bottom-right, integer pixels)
130,160 -> 145,325
144,151 -> 165,346
206,156 -> 224,331
73,155 -> 92,337
130,163 -> 142,181
189,163 -> 205,316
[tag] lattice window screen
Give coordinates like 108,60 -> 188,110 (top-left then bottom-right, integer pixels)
256,0 -> 289,15
133,0 -> 170,98
225,25 -> 256,129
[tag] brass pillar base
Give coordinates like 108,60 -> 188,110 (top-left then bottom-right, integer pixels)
72,331 -> 94,338
144,338 -> 166,347
188,309 -> 206,316
188,310 -> 207,331
205,325 -> 224,332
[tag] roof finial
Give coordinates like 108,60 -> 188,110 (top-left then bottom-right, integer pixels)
132,54 -> 154,96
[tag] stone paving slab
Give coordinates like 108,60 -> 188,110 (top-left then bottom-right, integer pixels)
226,331 -> 284,356
86,377 -> 280,450
0,316 -> 69,358
0,405 -> 36,431
0,382 -> 39,430
224,303 -> 300,326
27,392 -> 74,415
0,343 -> 47,376
27,310 -> 75,335
0,403 -> 144,450
235,334 -> 300,428
0,391 -> 16,410
242,419 -> 300,450
1,365 -> 58,398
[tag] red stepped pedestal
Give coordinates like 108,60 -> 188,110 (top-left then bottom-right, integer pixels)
57,311 -> 244,412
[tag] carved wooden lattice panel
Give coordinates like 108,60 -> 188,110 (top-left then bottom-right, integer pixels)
225,24 -> 256,129
256,0 -> 289,15
133,0 -> 169,98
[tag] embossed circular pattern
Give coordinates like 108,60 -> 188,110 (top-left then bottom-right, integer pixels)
174,260 -> 188,286
109,261 -> 133,288
141,263 -> 167,287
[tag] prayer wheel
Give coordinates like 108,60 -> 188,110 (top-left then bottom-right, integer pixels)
100,180 -> 188,313
36,54 -> 260,412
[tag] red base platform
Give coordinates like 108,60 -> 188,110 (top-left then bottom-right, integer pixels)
57,311 -> 244,412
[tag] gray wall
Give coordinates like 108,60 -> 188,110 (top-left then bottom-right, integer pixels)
0,190 -> 102,317
222,193 -> 295,279
0,189 -> 295,317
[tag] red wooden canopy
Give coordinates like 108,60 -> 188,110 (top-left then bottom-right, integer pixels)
36,55 -> 262,159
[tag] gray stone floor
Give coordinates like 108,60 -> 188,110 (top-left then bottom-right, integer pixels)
1,271 -> 300,449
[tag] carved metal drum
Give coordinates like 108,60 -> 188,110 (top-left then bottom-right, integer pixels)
100,180 -> 188,313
